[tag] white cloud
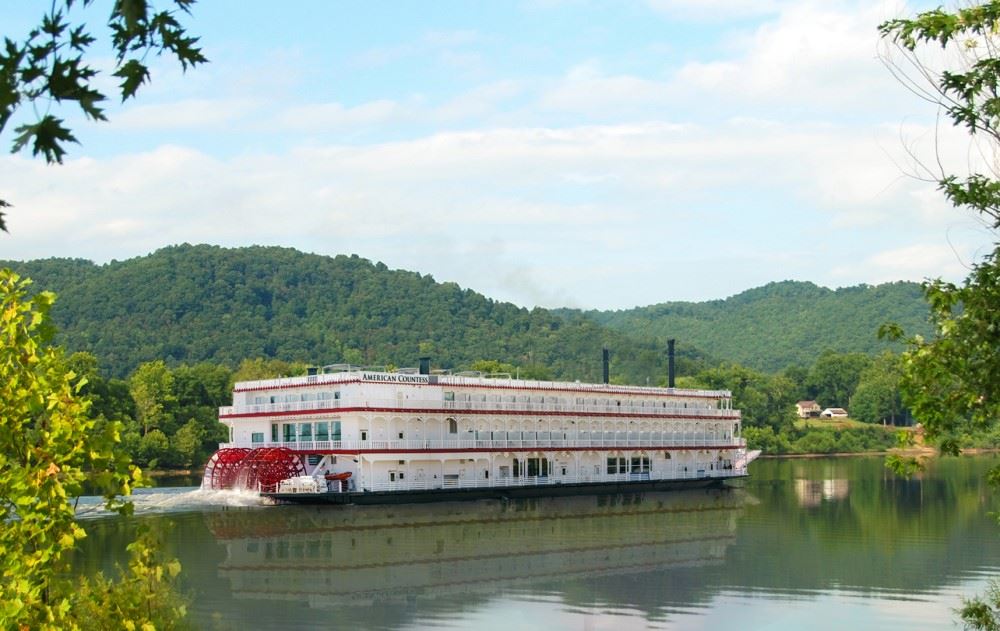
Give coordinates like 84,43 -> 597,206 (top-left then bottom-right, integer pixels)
832,242 -> 974,282
276,99 -> 406,131
0,116 -> 979,308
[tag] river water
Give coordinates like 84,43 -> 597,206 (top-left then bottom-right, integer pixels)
72,456 -> 1000,630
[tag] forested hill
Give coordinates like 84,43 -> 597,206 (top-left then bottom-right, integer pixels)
572,280 -> 932,372
0,244 -> 704,381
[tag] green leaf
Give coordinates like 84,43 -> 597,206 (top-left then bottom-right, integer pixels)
11,115 -> 78,163
112,59 -> 149,101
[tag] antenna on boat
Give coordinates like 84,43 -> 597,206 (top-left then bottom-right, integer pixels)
602,348 -> 610,384
667,339 -> 676,388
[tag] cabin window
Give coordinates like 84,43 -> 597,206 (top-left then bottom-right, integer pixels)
448,419 -> 458,434
315,422 -> 329,441
526,458 -> 548,477
251,432 -> 264,444
513,458 -> 521,477
270,395 -> 278,404
631,456 -> 651,473
283,424 -> 296,443
606,457 -> 627,475
444,391 -> 455,401
271,424 -> 278,442
307,455 -> 322,466
255,396 -> 267,405
360,430 -> 368,441
299,423 -> 312,440
331,422 -> 342,441
664,452 -> 672,459
302,392 -> 315,402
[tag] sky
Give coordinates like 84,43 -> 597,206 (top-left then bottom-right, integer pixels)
1,0 -> 995,310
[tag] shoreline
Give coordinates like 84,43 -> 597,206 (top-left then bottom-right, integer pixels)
761,447 -> 1000,460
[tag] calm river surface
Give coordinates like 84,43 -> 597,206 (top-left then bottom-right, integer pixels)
73,456 -> 1000,630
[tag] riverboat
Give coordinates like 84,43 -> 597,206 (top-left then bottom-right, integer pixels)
203,354 -> 758,504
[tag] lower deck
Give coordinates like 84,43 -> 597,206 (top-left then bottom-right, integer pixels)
264,474 -> 737,505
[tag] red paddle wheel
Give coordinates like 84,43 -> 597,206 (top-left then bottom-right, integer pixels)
233,447 -> 306,492
202,448 -> 252,490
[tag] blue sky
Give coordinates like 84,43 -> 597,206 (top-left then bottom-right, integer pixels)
1,0 -> 990,309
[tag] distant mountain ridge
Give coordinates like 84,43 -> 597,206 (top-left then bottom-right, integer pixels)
570,280 -> 932,372
0,244 -> 700,380
1,246 -> 932,377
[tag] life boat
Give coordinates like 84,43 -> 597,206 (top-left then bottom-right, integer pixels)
324,471 -> 353,481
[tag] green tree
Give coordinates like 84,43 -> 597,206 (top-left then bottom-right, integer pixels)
880,3 -> 1000,627
232,357 -> 308,382
0,270 -> 186,629
171,419 -> 205,468
850,352 -> 905,425
804,351 -> 872,409
695,363 -> 797,432
0,0 -> 206,231
129,360 -> 176,436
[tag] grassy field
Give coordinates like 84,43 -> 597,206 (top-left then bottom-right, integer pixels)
793,417 -> 899,432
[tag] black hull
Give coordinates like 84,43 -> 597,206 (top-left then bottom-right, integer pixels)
263,475 -> 743,505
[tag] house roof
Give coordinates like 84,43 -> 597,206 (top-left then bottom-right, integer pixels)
822,407 -> 848,414
797,400 -> 819,407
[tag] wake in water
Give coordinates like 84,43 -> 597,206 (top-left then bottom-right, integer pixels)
74,486 -> 271,520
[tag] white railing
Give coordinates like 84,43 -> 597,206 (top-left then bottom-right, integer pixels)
218,436 -> 746,451
362,465 -> 744,493
233,371 -> 731,400
219,398 -> 740,419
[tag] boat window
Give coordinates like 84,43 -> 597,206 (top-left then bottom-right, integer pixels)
283,424 -> 296,443
254,396 -> 267,405
315,422 -> 329,441
664,452 -> 672,459
448,418 -> 458,434
631,456 -> 650,473
606,457 -> 627,474
302,392 -> 315,402
251,432 -> 263,444
331,422 -> 342,441
444,391 -> 455,401
299,423 -> 312,440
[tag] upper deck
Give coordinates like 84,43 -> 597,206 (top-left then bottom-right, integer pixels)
220,368 -> 738,421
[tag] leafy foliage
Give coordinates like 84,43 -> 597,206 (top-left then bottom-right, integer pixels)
881,4 -> 1000,627
0,0 -> 206,231
0,244 -> 710,384
0,269 -> 185,630
576,280 -> 932,372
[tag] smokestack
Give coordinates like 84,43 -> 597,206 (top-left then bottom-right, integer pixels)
419,357 -> 431,375
307,366 -> 318,376
667,339 -> 676,388
602,348 -> 610,384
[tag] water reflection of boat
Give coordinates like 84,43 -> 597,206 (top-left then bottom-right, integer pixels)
206,489 -> 750,607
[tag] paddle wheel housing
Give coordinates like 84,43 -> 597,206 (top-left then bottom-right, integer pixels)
233,447 -> 306,493
202,447 -> 252,490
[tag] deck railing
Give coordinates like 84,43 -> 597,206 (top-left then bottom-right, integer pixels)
218,436 -> 746,452
361,465 -> 744,493
220,398 -> 740,419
